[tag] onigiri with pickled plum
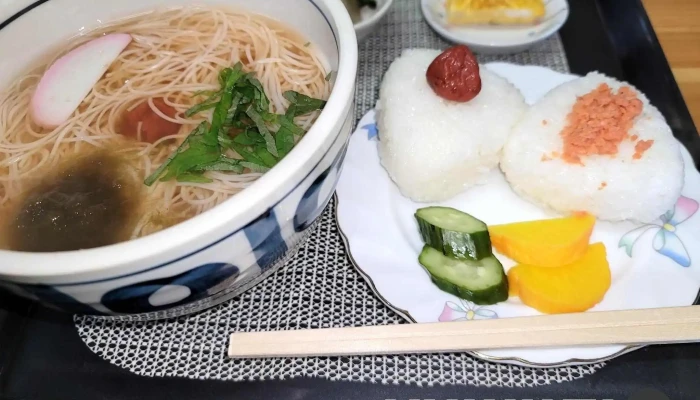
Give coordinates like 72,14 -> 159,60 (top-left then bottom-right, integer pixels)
377,49 -> 527,203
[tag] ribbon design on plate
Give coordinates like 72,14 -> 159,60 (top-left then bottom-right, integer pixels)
438,299 -> 498,322
362,122 -> 378,140
618,195 -> 698,267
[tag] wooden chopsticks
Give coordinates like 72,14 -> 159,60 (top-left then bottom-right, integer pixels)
228,305 -> 700,358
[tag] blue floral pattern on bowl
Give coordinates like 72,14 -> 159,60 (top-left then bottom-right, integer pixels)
244,210 -> 289,271
294,140 -> 348,232
101,262 -> 239,314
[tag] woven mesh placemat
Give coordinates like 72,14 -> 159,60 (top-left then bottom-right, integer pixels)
75,0 -> 604,387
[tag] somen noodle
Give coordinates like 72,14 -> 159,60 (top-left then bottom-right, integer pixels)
0,6 -> 331,241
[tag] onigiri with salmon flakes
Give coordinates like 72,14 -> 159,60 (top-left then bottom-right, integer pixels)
377,48 -> 527,203
501,72 -> 684,223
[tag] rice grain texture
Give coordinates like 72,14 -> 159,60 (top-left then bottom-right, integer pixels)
501,72 -> 684,223
377,49 -> 527,203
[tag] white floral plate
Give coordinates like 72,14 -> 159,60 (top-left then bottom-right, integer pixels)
336,62 -> 700,367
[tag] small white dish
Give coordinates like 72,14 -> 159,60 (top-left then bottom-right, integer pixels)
354,0 -> 393,42
336,63 -> 700,367
421,0 -> 569,54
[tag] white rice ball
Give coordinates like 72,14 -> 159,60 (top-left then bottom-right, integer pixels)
501,72 -> 684,223
377,49 -> 527,203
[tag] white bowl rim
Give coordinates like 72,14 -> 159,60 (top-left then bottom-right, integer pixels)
0,0 -> 358,279
420,0 -> 570,49
353,0 -> 393,30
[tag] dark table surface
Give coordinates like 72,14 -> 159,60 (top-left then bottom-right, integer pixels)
2,1 -> 700,399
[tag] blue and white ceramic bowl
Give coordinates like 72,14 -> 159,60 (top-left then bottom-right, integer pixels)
0,0 -> 357,319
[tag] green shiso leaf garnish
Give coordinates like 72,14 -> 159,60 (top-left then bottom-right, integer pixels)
144,62 -> 326,186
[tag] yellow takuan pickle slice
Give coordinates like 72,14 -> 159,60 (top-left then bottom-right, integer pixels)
507,243 -> 611,314
488,213 -> 596,267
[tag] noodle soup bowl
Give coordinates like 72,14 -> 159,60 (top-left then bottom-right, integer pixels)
0,0 -> 357,319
